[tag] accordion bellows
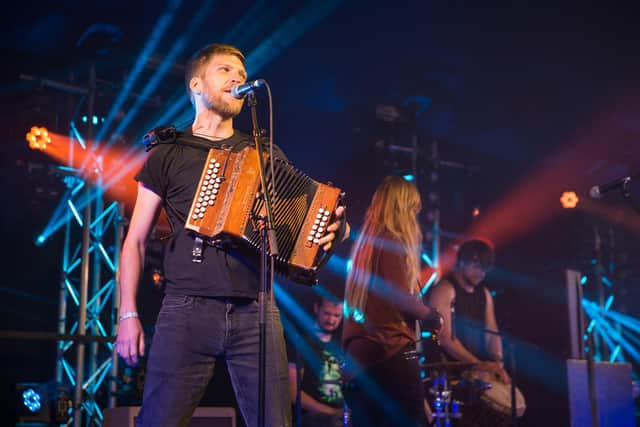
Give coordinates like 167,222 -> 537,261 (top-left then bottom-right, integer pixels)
185,145 -> 343,284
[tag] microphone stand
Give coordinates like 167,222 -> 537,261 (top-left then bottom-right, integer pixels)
620,177 -> 640,216
247,91 -> 279,427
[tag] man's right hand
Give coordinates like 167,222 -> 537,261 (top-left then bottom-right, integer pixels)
116,318 -> 145,366
479,361 -> 511,385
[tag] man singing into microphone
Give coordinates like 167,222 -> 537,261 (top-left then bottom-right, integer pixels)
116,43 -> 348,427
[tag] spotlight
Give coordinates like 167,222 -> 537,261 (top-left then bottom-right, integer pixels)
17,383 -> 49,424
17,381 -> 73,425
22,388 -> 42,412
25,126 -> 52,151
560,191 -> 579,209
472,207 -> 480,217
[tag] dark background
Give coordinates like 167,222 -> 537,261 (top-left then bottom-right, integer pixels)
2,1 -> 640,425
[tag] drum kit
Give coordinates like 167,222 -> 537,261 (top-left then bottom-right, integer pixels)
421,334 -> 526,427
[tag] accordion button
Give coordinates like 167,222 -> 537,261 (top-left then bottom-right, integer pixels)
307,235 -> 313,241
198,197 -> 203,202
206,174 -> 211,180
212,189 -> 218,194
320,221 -> 326,227
322,215 -> 329,221
192,214 -> 198,219
314,219 -> 320,225
196,203 -> 201,208
311,224 -> 318,230
318,207 -> 325,213
318,227 -> 324,233
316,213 -> 322,219
215,162 -> 221,167
213,168 -> 220,173
199,213 -> 204,218
208,200 -> 214,205
200,191 -> 205,197
313,238 -> 320,244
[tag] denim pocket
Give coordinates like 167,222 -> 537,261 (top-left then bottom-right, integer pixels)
161,295 -> 194,311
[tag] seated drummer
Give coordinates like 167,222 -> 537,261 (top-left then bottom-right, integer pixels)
425,239 -> 510,385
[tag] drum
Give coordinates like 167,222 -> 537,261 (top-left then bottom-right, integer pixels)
467,370 -> 526,418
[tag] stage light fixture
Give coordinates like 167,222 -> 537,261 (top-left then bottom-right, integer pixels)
403,174 -> 415,182
472,207 -> 480,217
22,388 -> 42,412
25,126 -> 52,151
17,381 -> 73,425
560,191 -> 579,209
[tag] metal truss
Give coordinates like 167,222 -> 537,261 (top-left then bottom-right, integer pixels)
44,128 -> 124,426
582,225 -> 623,364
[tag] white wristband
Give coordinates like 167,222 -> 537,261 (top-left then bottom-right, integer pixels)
119,311 -> 139,322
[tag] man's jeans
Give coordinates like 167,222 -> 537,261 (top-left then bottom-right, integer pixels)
136,295 -> 292,427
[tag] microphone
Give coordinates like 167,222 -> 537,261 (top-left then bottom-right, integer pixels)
590,175 -> 633,199
230,79 -> 265,99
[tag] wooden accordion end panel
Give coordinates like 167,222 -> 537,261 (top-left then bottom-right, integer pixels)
185,145 -> 343,284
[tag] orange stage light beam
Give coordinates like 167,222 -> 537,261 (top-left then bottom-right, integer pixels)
31,130 -> 147,214
464,90 -> 640,252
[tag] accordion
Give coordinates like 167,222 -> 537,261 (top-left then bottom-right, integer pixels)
185,145 -> 343,284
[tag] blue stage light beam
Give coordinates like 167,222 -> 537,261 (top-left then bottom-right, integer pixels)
160,0 -> 344,133
243,0 -> 343,74
111,0 -> 216,138
598,308 -> 640,332
93,0 -> 183,150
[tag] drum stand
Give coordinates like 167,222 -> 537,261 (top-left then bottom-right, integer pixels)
426,369 -> 463,426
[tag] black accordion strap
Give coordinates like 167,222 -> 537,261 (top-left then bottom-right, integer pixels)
143,125 -> 262,153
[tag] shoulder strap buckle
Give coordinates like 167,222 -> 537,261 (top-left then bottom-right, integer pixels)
143,126 -> 178,151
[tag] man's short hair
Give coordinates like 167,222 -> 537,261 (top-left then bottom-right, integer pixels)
313,288 -> 342,307
184,43 -> 246,103
457,239 -> 495,271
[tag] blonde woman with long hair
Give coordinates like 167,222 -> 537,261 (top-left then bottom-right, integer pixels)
342,176 -> 441,427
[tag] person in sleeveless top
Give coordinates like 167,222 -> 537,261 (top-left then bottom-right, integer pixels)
426,239 -> 510,383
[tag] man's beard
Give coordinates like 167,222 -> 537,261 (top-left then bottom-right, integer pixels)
204,91 -> 243,118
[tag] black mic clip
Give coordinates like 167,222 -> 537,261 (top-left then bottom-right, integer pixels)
590,175 -> 634,199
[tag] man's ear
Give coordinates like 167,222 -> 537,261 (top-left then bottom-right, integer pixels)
190,77 -> 202,95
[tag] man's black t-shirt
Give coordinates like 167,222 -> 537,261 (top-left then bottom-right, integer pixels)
286,329 -> 344,410
135,130 -> 286,298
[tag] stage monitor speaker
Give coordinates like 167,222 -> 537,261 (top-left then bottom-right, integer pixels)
104,406 -> 236,427
565,269 -> 585,360
566,359 -> 635,427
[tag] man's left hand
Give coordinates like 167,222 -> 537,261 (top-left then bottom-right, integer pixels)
317,206 -> 350,251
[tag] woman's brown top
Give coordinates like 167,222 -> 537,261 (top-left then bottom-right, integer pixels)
342,231 -> 431,376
